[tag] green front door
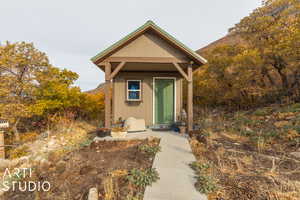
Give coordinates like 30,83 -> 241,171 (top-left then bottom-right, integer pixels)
154,78 -> 175,124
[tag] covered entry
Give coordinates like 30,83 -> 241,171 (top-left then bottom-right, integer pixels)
90,20 -> 207,131
154,78 -> 175,125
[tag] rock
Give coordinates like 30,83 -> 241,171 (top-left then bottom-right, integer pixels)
18,156 -> 30,165
245,127 -> 253,132
40,159 -> 51,171
71,154 -> 82,162
9,158 -> 20,168
0,190 -> 4,197
19,162 -> 32,170
55,161 -> 67,174
287,130 -> 298,139
290,152 -> 300,158
286,116 -> 295,120
80,165 -> 92,175
274,121 -> 289,128
205,118 -> 213,124
0,159 -> 10,171
47,151 -> 60,163
47,139 -> 58,149
40,131 -> 49,138
88,188 -> 98,200
196,135 -> 207,145
33,156 -> 44,164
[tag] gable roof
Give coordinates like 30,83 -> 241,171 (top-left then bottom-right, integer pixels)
91,20 -> 207,66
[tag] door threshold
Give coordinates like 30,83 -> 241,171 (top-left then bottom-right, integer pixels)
151,124 -> 172,131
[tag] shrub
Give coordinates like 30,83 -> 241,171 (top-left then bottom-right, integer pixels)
190,161 -> 219,194
138,144 -> 161,156
8,145 -> 30,159
189,161 -> 210,172
20,132 -> 38,143
127,168 -> 159,188
280,103 -> 300,113
126,194 -> 142,200
253,108 -> 270,116
79,138 -> 93,148
195,175 -> 219,194
239,129 -> 256,137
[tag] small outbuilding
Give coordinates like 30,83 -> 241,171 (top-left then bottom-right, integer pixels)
91,20 -> 207,131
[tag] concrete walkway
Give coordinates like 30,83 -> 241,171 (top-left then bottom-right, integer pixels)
94,130 -> 207,200
143,131 -> 207,200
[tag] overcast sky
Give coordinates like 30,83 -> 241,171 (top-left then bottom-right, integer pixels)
1,0 -> 261,91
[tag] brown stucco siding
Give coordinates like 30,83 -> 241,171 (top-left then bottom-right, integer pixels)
113,71 -> 183,126
111,32 -> 189,61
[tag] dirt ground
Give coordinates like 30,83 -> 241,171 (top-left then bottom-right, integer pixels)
190,132 -> 300,200
4,138 -> 159,200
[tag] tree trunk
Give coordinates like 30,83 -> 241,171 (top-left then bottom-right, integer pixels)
276,69 -> 289,90
291,69 -> 300,89
261,67 -> 275,87
12,119 -> 20,142
266,71 -> 276,87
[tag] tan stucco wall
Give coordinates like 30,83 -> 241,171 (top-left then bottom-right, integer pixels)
113,71 -> 183,126
111,31 -> 189,61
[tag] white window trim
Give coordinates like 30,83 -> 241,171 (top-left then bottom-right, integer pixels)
127,80 -> 142,101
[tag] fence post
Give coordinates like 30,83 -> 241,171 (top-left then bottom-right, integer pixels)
88,188 -> 98,200
0,131 -> 4,159
0,120 -> 9,159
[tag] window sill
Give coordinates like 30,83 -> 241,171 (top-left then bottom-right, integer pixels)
126,99 -> 142,102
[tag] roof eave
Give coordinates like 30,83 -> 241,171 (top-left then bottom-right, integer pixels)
90,20 -> 207,66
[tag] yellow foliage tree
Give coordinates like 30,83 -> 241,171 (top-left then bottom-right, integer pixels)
0,42 -> 50,141
194,0 -> 300,108
0,42 -> 105,141
231,0 -> 300,91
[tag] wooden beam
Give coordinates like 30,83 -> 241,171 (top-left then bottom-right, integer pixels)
102,57 -> 188,64
113,71 -> 181,74
109,61 -> 126,80
105,62 -> 112,128
172,62 -> 190,81
187,64 -> 193,132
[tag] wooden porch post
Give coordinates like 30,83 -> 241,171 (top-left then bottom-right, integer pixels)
187,64 -> 193,132
105,62 -> 112,128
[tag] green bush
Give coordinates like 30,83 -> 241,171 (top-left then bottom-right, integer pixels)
8,145 -> 30,159
79,138 -> 93,148
189,161 -> 210,172
138,144 -> 161,156
190,161 -> 218,194
280,103 -> 300,113
127,168 -> 159,188
239,129 -> 256,137
253,108 -> 270,116
195,175 -> 219,194
126,193 -> 142,200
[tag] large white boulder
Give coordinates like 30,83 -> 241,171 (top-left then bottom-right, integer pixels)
124,117 -> 146,132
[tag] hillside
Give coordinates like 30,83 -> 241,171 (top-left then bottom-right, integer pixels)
85,82 -> 105,94
196,34 -> 244,55
190,103 -> 300,199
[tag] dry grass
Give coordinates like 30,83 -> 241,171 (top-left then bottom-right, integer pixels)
190,104 -> 300,200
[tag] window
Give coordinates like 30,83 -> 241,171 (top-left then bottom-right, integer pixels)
127,80 -> 141,101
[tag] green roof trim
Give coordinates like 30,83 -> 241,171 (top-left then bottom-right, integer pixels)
91,20 -> 207,65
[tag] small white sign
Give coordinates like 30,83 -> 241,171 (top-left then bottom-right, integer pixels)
0,120 -> 9,128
